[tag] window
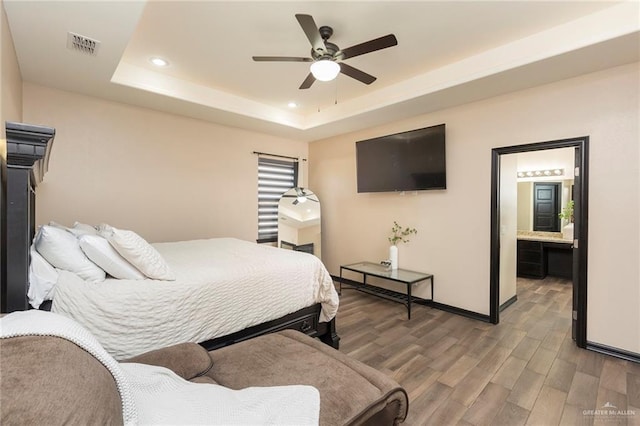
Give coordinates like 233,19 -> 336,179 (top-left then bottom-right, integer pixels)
257,157 -> 298,243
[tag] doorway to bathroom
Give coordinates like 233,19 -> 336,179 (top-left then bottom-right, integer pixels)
489,137 -> 589,348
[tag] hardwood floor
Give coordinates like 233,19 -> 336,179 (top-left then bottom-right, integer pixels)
335,277 -> 640,425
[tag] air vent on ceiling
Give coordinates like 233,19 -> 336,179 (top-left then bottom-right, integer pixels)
66,32 -> 100,56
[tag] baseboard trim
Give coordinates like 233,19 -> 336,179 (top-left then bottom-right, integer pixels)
586,341 -> 640,364
331,275 -> 491,323
332,275 -> 362,289
499,295 -> 518,312
429,302 -> 491,323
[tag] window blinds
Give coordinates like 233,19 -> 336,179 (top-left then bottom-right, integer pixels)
257,157 -> 298,243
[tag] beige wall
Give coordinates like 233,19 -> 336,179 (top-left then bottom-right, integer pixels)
23,83 -> 307,243
309,63 -> 640,353
517,182 -> 533,231
0,0 -> 23,136
499,154 -> 517,307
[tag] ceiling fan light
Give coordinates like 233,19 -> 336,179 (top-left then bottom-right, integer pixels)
310,60 -> 340,81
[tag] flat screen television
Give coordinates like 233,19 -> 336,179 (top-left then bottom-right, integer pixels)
356,123 -> 446,193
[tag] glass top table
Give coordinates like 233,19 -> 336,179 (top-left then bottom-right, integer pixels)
339,261 -> 434,319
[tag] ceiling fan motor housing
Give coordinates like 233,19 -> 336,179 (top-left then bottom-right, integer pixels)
311,41 -> 340,61
318,25 -> 333,40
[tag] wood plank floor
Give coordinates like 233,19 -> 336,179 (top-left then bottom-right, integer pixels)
335,277 -> 640,425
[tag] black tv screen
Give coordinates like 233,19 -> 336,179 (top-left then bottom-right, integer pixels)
356,123 -> 446,193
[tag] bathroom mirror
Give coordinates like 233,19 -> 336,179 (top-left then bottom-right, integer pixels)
278,188 -> 322,259
517,179 -> 574,232
514,147 -> 576,233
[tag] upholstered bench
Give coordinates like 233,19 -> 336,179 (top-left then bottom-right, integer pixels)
130,329 -> 409,425
2,328 -> 408,425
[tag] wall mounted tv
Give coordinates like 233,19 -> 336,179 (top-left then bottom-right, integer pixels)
356,123 -> 446,193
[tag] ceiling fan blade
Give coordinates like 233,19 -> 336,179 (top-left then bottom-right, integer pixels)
299,73 -> 316,90
339,63 -> 376,85
295,14 -> 326,54
252,56 -> 313,62
340,34 -> 398,60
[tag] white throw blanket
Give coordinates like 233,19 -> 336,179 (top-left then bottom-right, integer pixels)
1,311 -> 320,425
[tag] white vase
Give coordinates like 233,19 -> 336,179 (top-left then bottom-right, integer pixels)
389,245 -> 398,270
562,223 -> 574,240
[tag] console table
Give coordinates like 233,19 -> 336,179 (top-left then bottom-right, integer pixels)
339,262 -> 433,319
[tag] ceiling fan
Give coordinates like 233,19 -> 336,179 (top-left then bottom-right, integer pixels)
281,188 -> 319,205
252,14 -> 398,89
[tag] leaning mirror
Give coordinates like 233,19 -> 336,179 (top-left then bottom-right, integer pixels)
278,188 -> 321,259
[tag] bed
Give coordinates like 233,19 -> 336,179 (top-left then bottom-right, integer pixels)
46,236 -> 340,359
2,122 -> 340,360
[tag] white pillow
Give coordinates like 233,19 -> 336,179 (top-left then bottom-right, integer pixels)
34,225 -> 106,282
27,246 -> 59,309
79,234 -> 145,280
69,222 -> 99,237
48,221 -> 70,231
98,224 -> 175,281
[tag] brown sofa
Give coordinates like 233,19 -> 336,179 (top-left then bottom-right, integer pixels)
1,329 -> 408,425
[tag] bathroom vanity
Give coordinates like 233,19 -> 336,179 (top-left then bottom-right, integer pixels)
517,231 -> 573,279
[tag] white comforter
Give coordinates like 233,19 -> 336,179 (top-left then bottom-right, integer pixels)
52,238 -> 339,360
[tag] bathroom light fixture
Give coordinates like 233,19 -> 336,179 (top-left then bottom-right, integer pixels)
150,57 -> 169,67
310,60 -> 340,81
287,102 -> 297,108
517,168 -> 564,178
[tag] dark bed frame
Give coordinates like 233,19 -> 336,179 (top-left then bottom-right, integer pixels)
2,122 -> 55,313
0,121 -> 340,350
201,303 -> 339,350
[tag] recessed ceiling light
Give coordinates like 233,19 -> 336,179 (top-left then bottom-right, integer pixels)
150,57 -> 169,67
287,102 -> 297,108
